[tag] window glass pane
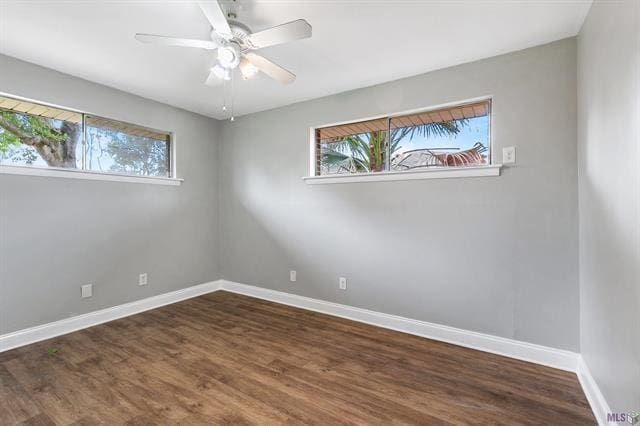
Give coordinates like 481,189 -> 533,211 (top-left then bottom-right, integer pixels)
84,116 -> 170,177
390,101 -> 491,171
316,118 -> 388,175
0,97 -> 82,169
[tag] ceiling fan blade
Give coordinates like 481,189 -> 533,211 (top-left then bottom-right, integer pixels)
135,33 -> 219,50
197,0 -> 232,39
249,19 -> 312,49
245,53 -> 295,85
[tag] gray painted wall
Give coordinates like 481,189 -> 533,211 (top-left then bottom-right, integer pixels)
2,8 -> 636,408
220,39 -> 580,351
577,0 -> 640,412
0,55 -> 220,334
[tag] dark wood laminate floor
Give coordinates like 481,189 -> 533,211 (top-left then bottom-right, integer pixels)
0,291 -> 594,425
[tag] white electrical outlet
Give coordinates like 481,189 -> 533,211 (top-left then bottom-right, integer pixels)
339,277 -> 347,290
138,273 -> 148,286
81,284 -> 93,299
289,270 -> 297,282
502,146 -> 516,164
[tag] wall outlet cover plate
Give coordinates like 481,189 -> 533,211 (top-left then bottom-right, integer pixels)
339,277 -> 347,290
81,284 -> 93,298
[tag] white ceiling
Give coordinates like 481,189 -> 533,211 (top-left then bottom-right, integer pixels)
0,0 -> 592,120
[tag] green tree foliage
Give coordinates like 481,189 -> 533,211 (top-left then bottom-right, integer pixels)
86,127 -> 168,176
0,109 -> 168,176
0,110 -> 80,168
106,134 -> 168,176
321,120 -> 467,174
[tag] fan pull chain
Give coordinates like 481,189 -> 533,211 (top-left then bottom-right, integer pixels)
230,69 -> 235,122
222,77 -> 228,112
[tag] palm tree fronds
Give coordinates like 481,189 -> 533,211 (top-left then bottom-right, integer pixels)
320,119 -> 470,174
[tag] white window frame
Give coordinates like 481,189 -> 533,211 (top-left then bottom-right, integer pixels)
305,96 -> 501,184
0,92 -> 182,186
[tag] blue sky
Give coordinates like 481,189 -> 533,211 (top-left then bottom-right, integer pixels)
394,116 -> 490,154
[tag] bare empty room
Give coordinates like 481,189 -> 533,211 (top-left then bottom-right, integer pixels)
0,0 -> 638,424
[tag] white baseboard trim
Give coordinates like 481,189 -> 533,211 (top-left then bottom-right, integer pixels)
1,279 -> 579,372
0,278 -> 603,423
218,280 -> 579,372
0,281 -> 221,353
576,355 -> 612,425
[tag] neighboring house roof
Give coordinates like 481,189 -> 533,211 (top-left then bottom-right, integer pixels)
392,143 -> 487,170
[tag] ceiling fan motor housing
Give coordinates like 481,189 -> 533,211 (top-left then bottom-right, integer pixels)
211,21 -> 253,46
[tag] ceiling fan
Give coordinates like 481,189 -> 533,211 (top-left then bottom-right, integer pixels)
135,0 -> 311,86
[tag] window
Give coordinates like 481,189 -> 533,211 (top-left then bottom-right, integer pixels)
314,99 -> 491,176
84,116 -> 170,177
0,95 -> 171,178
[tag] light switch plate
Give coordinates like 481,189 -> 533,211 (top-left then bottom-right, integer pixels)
289,270 -> 297,282
503,147 -> 516,164
81,284 -> 92,299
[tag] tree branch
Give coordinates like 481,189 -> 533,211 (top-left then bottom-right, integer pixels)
0,115 -> 45,147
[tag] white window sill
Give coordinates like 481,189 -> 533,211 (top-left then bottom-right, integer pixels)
0,165 -> 183,186
303,164 -> 502,185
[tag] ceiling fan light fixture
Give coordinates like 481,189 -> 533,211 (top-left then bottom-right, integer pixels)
211,64 -> 231,81
217,44 -> 240,69
239,58 -> 258,80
